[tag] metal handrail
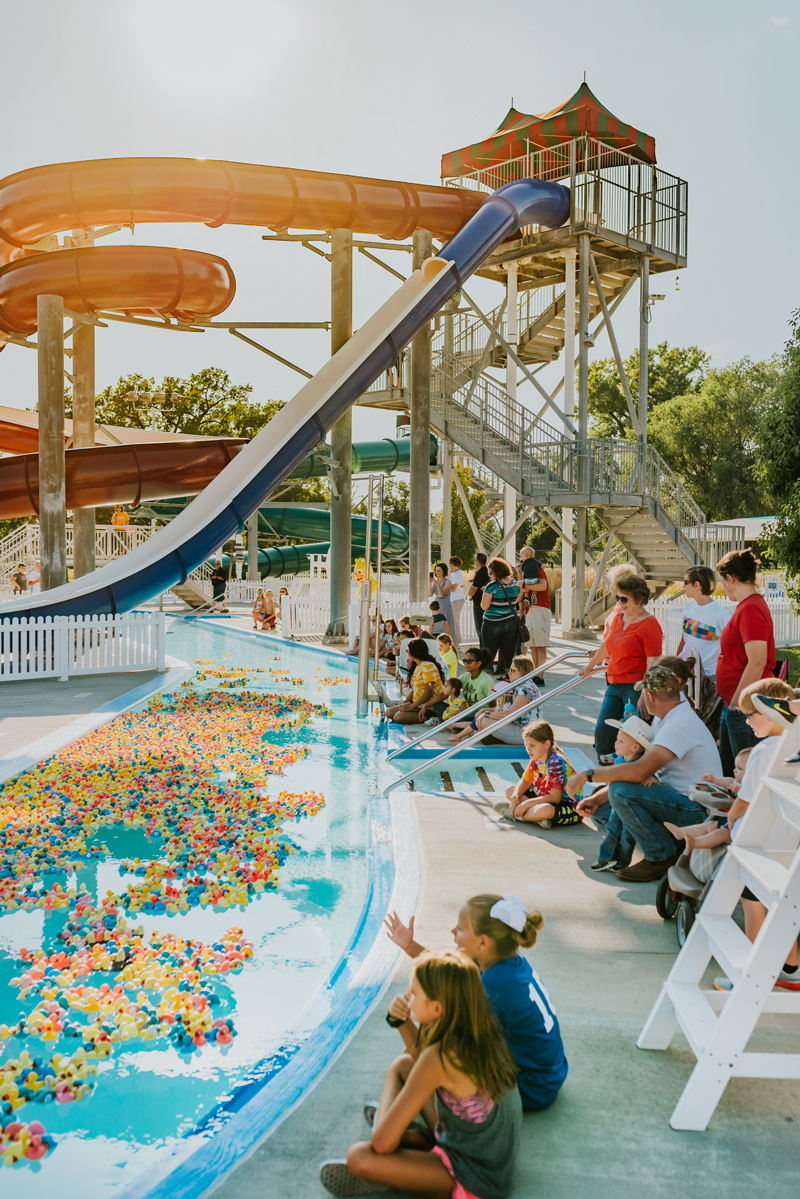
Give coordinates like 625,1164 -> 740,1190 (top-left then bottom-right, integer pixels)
385,649 -> 593,762
382,666 -> 606,796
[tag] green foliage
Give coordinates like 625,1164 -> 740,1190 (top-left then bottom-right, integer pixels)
519,513 -> 559,565
71,368 -> 282,439
759,309 -> 800,611
648,357 -> 781,521
588,341 -> 709,439
452,465 -> 486,566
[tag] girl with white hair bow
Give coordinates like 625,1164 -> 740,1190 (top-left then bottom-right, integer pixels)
384,893 -> 567,1112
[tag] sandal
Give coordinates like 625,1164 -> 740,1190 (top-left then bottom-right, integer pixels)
319,1161 -> 389,1197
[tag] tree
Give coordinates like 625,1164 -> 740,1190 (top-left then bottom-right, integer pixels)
451,465 -> 486,566
648,357 -> 781,521
759,309 -> 800,610
588,341 -> 709,439
73,368 -> 282,439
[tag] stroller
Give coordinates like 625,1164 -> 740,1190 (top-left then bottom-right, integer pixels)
655,783 -> 735,946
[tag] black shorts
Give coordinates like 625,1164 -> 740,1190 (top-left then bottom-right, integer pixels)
524,789 -> 581,827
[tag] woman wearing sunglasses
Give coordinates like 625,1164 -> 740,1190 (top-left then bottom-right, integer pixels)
578,571 -> 663,763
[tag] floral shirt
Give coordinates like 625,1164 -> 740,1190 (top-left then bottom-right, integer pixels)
522,749 -> 581,805
502,677 -> 541,726
444,695 -> 468,720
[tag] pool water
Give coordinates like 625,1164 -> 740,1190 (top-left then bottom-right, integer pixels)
0,622 -> 386,1197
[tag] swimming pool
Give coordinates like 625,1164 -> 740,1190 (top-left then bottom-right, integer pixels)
0,621 -> 417,1198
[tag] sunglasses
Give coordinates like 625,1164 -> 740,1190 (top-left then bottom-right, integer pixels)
613,594 -> 629,604
464,658 -> 478,665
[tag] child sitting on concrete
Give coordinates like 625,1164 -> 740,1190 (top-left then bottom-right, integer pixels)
442,676 -> 466,721
589,715 -> 654,871
494,720 -> 581,828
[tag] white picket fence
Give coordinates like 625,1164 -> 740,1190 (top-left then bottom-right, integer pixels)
0,613 -> 166,681
650,596 -> 800,653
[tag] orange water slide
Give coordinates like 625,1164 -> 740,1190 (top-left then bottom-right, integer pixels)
0,156 -> 485,333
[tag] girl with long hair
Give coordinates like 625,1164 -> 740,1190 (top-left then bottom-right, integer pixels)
385,639 -> 447,726
320,951 -> 522,1199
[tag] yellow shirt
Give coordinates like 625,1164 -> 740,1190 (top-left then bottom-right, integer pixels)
111,510 -> 130,527
411,661 -> 441,704
441,647 -> 458,677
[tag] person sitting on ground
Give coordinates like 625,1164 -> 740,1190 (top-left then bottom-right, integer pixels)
347,611 -> 386,658
429,599 -> 450,639
319,951 -> 522,1199
380,618 -> 400,661
447,657 -> 540,745
427,647 -> 495,734
666,678 -> 800,993
422,676 -> 467,725
399,615 -> 421,637
251,587 -> 268,629
386,628 -> 414,678
385,639 -> 447,726
589,715 -> 654,872
384,893 -> 567,1113
495,720 -> 582,829
209,559 -> 229,612
569,657 -> 721,882
436,633 -> 458,678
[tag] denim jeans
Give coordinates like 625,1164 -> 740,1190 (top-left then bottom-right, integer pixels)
593,802 -> 635,868
481,615 -> 518,676
473,601 -> 485,646
719,704 -> 758,777
608,780 -> 705,862
595,682 -> 641,759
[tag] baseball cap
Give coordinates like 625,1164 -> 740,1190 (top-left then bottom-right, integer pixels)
633,664 -> 682,695
605,714 -> 654,752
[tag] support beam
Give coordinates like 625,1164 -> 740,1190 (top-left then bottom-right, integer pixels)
452,468 -> 485,556
246,509 -> 260,580
639,256 -> 650,443
71,319 -> 96,578
589,253 -> 641,436
441,438 -> 452,563
326,229 -> 353,639
38,295 -> 67,591
504,263 -> 518,551
561,248 -> 576,635
490,503 -> 537,560
570,235 -> 591,635
409,228 -> 433,601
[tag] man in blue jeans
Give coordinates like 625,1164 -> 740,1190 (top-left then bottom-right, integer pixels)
567,663 -> 723,881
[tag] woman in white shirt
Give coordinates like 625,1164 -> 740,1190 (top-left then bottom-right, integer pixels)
677,564 -> 730,727
448,555 -> 465,651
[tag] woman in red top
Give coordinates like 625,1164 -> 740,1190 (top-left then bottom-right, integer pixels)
715,548 -> 776,775
578,572 -> 663,762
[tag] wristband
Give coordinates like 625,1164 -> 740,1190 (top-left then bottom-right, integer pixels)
385,1012 -> 406,1029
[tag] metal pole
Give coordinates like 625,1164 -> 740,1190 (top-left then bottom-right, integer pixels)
38,295 -> 67,591
326,229 -> 353,640
504,262 -> 518,549
357,476 -> 375,716
72,319 -> 96,578
246,509 -> 260,580
373,474 -> 385,680
574,234 -> 591,632
441,439 -> 452,563
639,255 -> 649,444
561,248 -> 576,634
409,228 -> 432,603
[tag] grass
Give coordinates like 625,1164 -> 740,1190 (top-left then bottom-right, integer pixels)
779,644 -> 800,688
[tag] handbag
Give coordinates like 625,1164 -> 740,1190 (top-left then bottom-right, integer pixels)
498,580 -> 530,643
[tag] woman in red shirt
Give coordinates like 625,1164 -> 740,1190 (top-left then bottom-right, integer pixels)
715,548 -> 776,775
578,572 -> 663,762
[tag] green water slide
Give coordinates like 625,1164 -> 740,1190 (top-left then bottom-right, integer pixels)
136,433 -> 434,578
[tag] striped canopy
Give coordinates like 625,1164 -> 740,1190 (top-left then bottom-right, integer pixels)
441,83 -> 656,179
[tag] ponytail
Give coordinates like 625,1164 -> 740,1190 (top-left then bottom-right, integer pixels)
466,893 -> 544,958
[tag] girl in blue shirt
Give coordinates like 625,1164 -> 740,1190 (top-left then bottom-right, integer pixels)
385,893 -> 567,1111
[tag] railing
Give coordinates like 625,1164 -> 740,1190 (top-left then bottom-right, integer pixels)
430,284 -> 565,371
0,522 -> 153,587
382,663 -> 606,795
365,348 -> 410,397
0,612 -> 166,681
443,136 -> 688,263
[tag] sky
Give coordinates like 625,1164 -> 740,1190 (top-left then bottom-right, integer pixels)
0,0 -> 797,459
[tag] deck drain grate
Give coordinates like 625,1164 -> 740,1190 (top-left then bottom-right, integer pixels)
440,772 -> 454,792
475,767 -> 495,793
407,780 -> 415,791
512,762 -> 525,778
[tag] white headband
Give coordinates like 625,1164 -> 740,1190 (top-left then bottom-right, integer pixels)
489,894 -> 528,933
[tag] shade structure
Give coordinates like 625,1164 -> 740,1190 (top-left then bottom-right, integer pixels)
441,83 -> 656,180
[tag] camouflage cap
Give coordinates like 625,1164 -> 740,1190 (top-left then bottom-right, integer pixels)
633,664 -> 682,694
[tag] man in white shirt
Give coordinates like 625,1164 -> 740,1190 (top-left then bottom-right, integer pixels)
448,556 -> 465,651
568,662 -> 722,881
28,560 -> 41,594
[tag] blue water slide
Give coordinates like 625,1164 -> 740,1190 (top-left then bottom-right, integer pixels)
0,179 -> 569,619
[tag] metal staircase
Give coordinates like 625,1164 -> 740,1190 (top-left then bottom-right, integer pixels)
639,725 -> 800,1130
